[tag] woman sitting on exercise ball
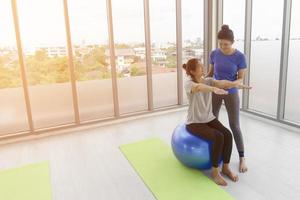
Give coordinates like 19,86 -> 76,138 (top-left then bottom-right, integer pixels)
183,58 -> 251,186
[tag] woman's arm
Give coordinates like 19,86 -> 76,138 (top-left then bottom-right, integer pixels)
190,82 -> 228,95
211,68 -> 251,90
212,69 -> 247,88
212,79 -> 236,89
212,79 -> 251,90
233,69 -> 245,85
233,69 -> 252,89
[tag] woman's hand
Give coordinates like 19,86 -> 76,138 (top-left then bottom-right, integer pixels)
237,84 -> 252,89
213,87 -> 228,95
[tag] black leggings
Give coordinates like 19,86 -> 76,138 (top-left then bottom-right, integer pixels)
186,118 -> 233,168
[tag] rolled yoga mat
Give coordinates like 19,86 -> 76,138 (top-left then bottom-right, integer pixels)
120,138 -> 234,200
0,162 -> 52,200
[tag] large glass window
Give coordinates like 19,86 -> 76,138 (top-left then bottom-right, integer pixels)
68,0 -> 114,121
0,0 -> 29,135
223,0 -> 245,53
182,0 -> 204,104
223,0 -> 246,107
111,0 -> 148,114
150,0 -> 178,108
285,0 -> 300,123
17,0 -> 75,129
249,0 -> 283,116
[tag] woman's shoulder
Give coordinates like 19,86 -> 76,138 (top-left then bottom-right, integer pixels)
184,77 -> 192,84
234,49 -> 245,57
184,78 -> 197,94
184,78 -> 196,86
211,48 -> 220,55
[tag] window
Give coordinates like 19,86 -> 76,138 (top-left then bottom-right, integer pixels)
223,0 -> 246,107
249,0 -> 283,116
17,0 -> 75,129
285,0 -> 300,123
0,0 -> 29,134
182,0 -> 204,104
68,0 -> 114,121
150,0 -> 178,108
223,0 -> 245,53
111,0 -> 148,114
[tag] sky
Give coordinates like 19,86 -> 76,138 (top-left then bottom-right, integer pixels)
224,0 -> 300,40
0,0 -> 299,49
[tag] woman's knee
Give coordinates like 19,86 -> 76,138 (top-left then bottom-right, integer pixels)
213,131 -> 224,145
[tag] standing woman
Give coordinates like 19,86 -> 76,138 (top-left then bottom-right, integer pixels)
206,25 -> 248,173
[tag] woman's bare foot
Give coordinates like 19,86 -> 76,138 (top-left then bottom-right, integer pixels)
222,164 -> 239,182
239,157 -> 248,173
211,167 -> 227,186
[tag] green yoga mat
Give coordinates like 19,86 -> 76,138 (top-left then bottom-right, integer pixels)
120,138 -> 234,200
0,162 -> 52,200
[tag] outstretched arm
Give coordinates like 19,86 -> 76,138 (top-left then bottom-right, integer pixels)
189,82 -> 228,95
211,69 -> 251,90
212,79 -> 252,90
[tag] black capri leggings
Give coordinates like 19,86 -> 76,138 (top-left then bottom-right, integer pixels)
186,118 -> 233,168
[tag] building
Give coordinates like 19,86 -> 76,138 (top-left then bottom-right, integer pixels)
183,48 -> 204,61
39,46 -> 67,57
105,48 -> 135,72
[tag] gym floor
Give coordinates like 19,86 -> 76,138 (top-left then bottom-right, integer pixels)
0,107 -> 299,200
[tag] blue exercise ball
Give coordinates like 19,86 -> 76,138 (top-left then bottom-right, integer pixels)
171,123 -> 222,170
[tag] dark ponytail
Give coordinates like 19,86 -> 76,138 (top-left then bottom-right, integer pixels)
217,24 -> 234,42
221,24 -> 230,31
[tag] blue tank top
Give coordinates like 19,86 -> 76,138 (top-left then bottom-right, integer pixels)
210,48 -> 247,94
